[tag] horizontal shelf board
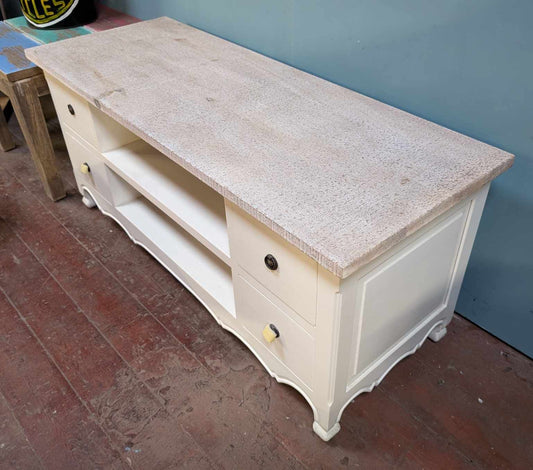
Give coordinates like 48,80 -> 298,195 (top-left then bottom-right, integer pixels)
117,196 -> 235,315
103,140 -> 230,265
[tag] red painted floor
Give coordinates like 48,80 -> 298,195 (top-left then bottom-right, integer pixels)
1,114 -> 532,469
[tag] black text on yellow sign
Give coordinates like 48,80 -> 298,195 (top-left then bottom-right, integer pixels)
20,0 -> 77,26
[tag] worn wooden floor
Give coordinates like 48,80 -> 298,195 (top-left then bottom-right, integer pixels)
0,114 -> 532,470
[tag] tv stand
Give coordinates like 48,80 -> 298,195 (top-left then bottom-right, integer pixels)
27,18 -> 513,440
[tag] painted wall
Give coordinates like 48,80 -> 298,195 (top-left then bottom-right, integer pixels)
16,0 -> 533,355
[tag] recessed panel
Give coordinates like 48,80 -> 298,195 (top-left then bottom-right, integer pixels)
354,206 -> 469,374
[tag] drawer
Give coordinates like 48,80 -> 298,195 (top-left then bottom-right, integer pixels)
47,75 -> 99,148
226,202 -> 318,325
46,74 -> 138,152
63,130 -> 112,203
234,270 -> 315,386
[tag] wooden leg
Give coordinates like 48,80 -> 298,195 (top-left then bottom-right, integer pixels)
8,76 -> 66,201
0,97 -> 15,151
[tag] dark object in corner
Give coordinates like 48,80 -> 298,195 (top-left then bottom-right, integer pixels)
20,0 -> 97,29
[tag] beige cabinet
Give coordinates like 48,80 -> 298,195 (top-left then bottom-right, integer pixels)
29,19 -> 513,441
45,76 -> 492,439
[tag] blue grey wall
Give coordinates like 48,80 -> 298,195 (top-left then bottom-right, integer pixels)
102,1 -> 532,357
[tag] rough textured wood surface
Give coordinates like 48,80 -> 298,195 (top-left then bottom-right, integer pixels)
0,93 -> 14,150
1,74 -> 65,200
26,17 -> 514,277
0,22 -> 40,82
0,21 -> 65,200
1,117 -> 532,468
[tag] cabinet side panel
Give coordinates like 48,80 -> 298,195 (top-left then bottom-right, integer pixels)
352,204 -> 469,375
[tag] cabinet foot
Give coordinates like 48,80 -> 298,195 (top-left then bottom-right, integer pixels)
429,324 -> 447,342
313,421 -> 340,441
82,192 -> 97,208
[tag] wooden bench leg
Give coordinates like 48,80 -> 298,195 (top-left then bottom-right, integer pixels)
0,93 -> 14,151
8,76 -> 65,201
0,102 -> 14,151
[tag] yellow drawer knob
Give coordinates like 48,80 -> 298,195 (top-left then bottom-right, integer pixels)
262,324 -> 280,343
80,162 -> 91,174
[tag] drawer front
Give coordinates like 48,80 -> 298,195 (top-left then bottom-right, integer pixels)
226,202 -> 318,325
234,270 -> 315,386
63,131 -> 112,202
47,74 -> 138,152
47,75 -> 98,147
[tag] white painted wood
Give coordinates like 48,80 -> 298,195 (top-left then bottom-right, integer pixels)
90,104 -> 138,152
351,203 -> 469,375
233,268 -> 315,385
428,324 -> 448,342
312,266 -> 343,438
46,73 -> 138,152
103,140 -> 230,264
50,68 -> 499,442
73,174 -> 488,442
117,195 -> 235,315
79,184 -> 317,405
81,192 -> 96,208
78,185 -> 239,333
62,129 -> 112,203
438,184 -> 490,330
226,201 -> 318,325
327,187 -> 490,437
313,422 -> 341,442
48,75 -> 99,148
105,167 -> 139,208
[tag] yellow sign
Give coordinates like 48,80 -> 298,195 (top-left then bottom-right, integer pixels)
20,0 -> 78,27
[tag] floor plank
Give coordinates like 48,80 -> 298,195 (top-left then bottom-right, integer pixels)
0,289 -> 127,469
0,118 -> 304,469
0,391 -> 43,470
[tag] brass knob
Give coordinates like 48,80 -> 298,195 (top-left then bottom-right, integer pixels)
68,104 -> 75,115
80,162 -> 90,174
264,254 -> 278,271
262,324 -> 280,343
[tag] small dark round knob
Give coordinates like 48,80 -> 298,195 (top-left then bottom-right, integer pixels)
68,104 -> 75,115
264,254 -> 278,271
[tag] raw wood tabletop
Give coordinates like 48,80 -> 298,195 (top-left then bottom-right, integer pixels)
0,21 -> 40,81
26,17 -> 514,277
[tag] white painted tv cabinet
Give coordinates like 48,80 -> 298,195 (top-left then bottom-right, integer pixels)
27,18 -> 514,441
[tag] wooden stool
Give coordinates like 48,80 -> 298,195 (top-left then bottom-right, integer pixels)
0,8 -> 140,201
0,22 -> 65,200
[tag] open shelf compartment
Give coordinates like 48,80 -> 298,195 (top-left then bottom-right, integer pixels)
109,175 -> 235,316
102,140 -> 230,264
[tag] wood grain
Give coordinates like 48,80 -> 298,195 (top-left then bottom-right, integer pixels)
26,18 -> 514,277
0,92 -> 14,150
0,22 -> 40,82
0,23 -> 65,201
1,74 -> 65,200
